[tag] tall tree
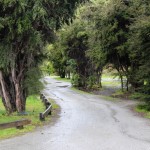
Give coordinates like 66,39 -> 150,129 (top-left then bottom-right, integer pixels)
87,0 -> 131,91
128,0 -> 150,92
0,0 -> 87,113
57,20 -> 90,88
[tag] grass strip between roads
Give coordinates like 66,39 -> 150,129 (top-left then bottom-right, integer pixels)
0,95 -> 58,140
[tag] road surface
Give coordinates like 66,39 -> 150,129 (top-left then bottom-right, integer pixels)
0,77 -> 150,150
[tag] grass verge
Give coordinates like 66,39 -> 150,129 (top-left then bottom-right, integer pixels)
51,76 -> 71,82
135,104 -> 150,119
99,95 -> 119,102
71,87 -> 93,95
0,95 -> 58,140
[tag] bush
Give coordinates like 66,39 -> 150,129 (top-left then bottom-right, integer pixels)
71,73 -> 80,87
87,76 -> 96,89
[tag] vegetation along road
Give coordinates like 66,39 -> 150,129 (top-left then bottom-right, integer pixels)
0,77 -> 150,150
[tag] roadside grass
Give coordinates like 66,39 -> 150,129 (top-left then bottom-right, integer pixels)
0,95 -> 57,140
71,87 -> 92,95
129,92 -> 149,100
135,104 -> 150,119
99,95 -> 119,102
111,90 -> 130,99
52,75 -> 150,118
102,74 -> 121,88
48,99 -> 60,110
52,75 -> 121,87
102,80 -> 120,87
71,87 -> 119,103
51,76 -> 71,82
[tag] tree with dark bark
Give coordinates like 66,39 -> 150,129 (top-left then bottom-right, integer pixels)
0,0 -> 87,113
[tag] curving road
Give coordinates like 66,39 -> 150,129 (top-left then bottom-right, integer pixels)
0,77 -> 150,150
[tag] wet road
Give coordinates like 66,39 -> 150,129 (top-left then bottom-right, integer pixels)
0,77 -> 150,150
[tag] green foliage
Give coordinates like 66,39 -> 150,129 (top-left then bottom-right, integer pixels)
136,104 -> 150,118
40,61 -> 54,75
53,19 -> 91,87
87,75 -> 97,89
23,68 -> 44,95
47,0 -> 150,107
71,73 -> 80,87
0,0 -> 88,112
128,15 -> 150,93
47,44 -> 67,77
0,46 -> 10,70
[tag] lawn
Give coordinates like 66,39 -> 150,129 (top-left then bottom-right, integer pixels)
101,74 -> 121,88
0,95 -> 51,139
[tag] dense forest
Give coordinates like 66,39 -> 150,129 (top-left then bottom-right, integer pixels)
48,0 -> 150,108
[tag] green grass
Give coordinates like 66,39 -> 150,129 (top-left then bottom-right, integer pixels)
99,95 -> 119,102
48,98 -> 59,109
102,80 -> 120,87
0,95 -> 57,140
71,87 -> 92,95
101,74 -> 121,87
135,104 -> 150,119
53,76 -> 71,82
111,90 -> 127,98
129,92 -> 149,101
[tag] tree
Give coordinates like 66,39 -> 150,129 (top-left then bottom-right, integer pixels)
87,0 -> 131,91
57,20 -> 90,88
0,0 -> 87,113
82,1 -> 107,88
47,44 -> 67,78
128,0 -> 150,92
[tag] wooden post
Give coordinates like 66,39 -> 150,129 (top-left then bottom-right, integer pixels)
39,113 -> 45,121
16,125 -> 24,129
0,119 -> 31,130
39,94 -> 52,121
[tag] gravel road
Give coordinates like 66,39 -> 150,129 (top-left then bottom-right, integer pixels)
0,77 -> 150,150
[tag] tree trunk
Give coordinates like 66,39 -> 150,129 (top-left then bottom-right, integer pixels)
0,71 -> 13,113
0,86 -> 8,112
120,75 -> 124,92
0,50 -> 34,114
68,72 -> 71,79
15,83 -> 22,112
126,77 -> 129,91
116,68 -> 124,92
12,67 -> 26,113
96,69 -> 102,88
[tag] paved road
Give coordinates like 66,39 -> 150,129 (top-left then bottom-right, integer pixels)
0,77 -> 150,150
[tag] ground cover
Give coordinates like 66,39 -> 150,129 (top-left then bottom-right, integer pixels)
0,95 -> 56,139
